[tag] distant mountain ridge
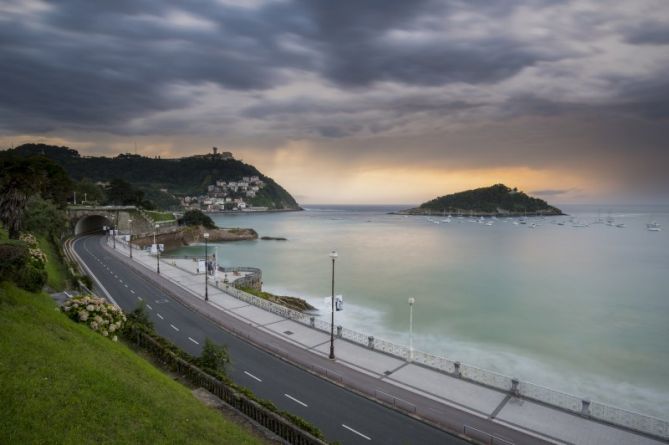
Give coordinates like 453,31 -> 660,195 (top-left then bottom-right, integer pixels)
6,144 -> 300,211
402,184 -> 563,216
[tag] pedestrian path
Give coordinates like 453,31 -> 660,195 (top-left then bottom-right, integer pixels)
111,238 -> 666,445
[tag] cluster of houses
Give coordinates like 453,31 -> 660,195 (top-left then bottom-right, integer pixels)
181,175 -> 268,212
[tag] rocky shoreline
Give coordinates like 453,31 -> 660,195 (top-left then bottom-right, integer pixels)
132,225 -> 258,250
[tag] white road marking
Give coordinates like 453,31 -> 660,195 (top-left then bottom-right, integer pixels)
137,296 -> 143,301
130,289 -> 135,294
342,424 -> 371,441
124,284 -> 128,288
284,394 -> 308,407
170,324 -> 179,331
188,337 -> 199,345
244,371 -> 262,382
156,313 -> 164,320
146,304 -> 152,310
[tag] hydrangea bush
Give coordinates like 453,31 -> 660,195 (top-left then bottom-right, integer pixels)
19,233 -> 47,268
62,295 -> 127,341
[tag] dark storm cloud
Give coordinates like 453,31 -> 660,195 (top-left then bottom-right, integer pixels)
0,0 -> 667,142
625,21 -> 669,45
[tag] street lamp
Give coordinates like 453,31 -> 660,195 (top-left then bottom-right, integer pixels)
112,216 -> 116,249
408,297 -> 415,362
154,224 -> 160,274
128,218 -> 133,259
329,250 -> 338,360
204,232 -> 209,301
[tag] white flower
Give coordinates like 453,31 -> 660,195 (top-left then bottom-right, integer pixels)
102,330 -> 108,337
79,311 -> 89,321
90,321 -> 98,330
109,325 -> 116,332
112,335 -> 118,342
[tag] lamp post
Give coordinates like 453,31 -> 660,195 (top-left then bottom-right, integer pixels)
112,216 -> 116,249
329,250 -> 338,360
154,224 -> 160,274
408,297 -> 415,362
128,218 -> 133,259
204,232 -> 209,301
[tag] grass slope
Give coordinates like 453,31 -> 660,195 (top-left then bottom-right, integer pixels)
37,237 -> 68,291
0,282 -> 261,445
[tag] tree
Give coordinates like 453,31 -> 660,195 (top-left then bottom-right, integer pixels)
179,210 -> 217,229
199,338 -> 230,374
0,158 -> 41,238
23,196 -> 68,242
105,178 -> 149,207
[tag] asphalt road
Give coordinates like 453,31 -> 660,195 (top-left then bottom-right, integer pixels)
74,234 -> 468,445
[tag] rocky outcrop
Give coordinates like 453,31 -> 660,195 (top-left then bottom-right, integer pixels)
132,225 -> 257,250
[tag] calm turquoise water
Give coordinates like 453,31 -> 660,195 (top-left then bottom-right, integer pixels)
171,205 -> 669,418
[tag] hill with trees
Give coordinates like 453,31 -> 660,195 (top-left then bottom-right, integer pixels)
403,184 -> 563,216
6,144 -> 301,211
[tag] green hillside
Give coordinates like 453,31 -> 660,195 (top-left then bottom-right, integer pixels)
7,144 -> 300,210
0,282 -> 261,445
405,184 -> 563,216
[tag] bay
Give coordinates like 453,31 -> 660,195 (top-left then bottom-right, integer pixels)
171,204 -> 669,418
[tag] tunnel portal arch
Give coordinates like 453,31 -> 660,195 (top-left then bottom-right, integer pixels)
74,214 -> 112,236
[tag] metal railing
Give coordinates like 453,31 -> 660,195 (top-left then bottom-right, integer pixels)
124,249 -> 669,440
130,330 -> 327,445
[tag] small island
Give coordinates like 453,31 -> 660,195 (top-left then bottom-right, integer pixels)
399,184 -> 564,216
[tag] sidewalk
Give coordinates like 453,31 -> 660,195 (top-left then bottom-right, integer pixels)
112,239 -> 666,445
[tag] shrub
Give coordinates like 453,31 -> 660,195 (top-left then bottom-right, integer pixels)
62,295 -> 126,341
15,264 -> 47,292
198,338 -> 230,374
123,302 -> 154,334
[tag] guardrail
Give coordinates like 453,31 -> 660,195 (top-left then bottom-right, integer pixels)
130,330 -> 328,445
123,248 -> 669,441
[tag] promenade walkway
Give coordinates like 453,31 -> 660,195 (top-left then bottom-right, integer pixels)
109,238 -> 666,445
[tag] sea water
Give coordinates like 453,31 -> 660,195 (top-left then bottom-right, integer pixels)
171,204 -> 669,419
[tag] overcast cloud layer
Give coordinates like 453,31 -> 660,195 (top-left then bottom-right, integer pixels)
1,0 -> 668,203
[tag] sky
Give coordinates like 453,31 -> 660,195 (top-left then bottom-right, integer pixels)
1,0 -> 668,204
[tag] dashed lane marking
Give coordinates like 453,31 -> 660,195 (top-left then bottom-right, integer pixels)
146,304 -> 152,310
188,337 -> 199,345
244,371 -> 262,382
342,425 -> 371,441
170,324 -> 179,331
285,394 -> 308,408
130,290 -> 135,294
156,313 -> 164,320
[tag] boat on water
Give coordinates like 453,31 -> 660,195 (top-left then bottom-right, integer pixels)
572,221 -> 589,228
647,222 -> 662,232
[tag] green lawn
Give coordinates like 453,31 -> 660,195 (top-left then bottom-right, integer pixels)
145,210 -> 176,222
0,282 -> 262,445
37,237 -> 68,291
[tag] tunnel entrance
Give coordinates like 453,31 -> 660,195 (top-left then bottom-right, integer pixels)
74,215 -> 112,235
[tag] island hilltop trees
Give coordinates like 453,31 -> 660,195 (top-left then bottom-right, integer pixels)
403,184 -> 563,216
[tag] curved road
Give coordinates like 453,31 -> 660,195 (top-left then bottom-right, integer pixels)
73,234 -> 468,445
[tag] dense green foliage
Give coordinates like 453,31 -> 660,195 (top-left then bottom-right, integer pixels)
0,238 -> 47,292
23,196 -> 68,242
106,178 -> 155,209
8,144 -> 300,210
419,184 -> 562,214
180,209 -> 217,229
0,283 -> 261,445
0,154 -> 72,238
